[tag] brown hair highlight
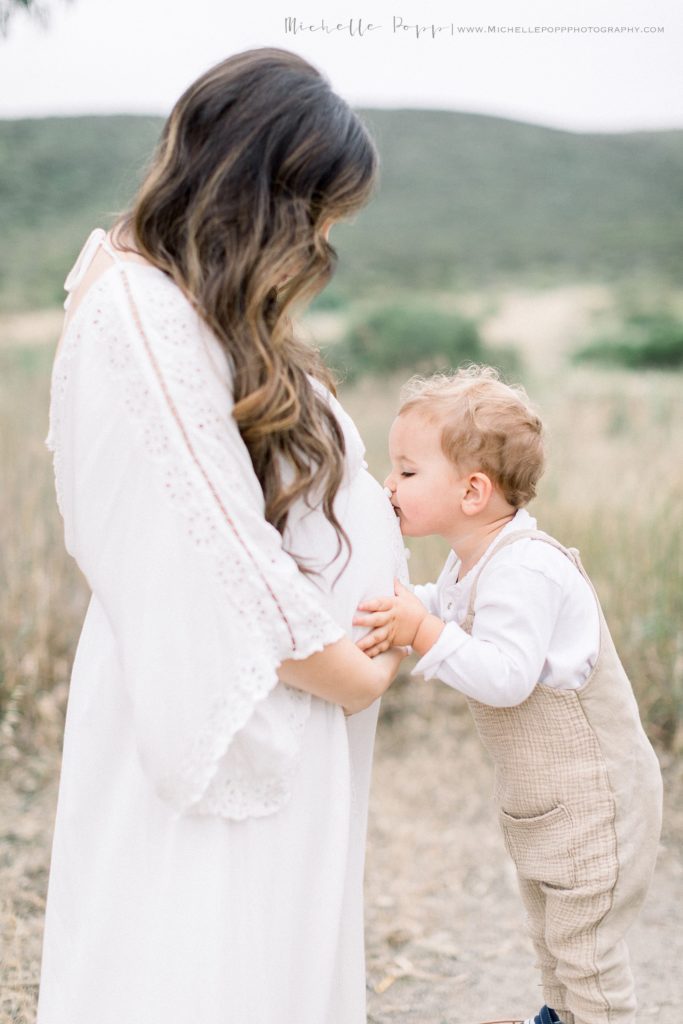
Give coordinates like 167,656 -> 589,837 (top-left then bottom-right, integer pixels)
113,48 -> 379,571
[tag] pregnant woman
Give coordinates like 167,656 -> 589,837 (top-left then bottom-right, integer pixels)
37,48 -> 407,1024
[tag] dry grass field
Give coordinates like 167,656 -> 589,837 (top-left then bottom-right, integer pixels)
1,286 -> 682,1023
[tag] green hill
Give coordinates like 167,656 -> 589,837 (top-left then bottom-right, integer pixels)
350,110 -> 683,289
0,115 -> 162,310
1,111 -> 682,312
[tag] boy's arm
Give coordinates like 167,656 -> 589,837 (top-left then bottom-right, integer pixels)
413,564 -> 565,707
412,612 -> 447,656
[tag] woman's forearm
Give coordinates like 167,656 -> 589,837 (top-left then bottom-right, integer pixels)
278,636 -> 405,714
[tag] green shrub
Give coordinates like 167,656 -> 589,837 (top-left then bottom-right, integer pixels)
329,302 -> 484,381
476,343 -> 523,381
574,313 -> 683,369
310,287 -> 348,312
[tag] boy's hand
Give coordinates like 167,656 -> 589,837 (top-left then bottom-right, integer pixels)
353,579 -> 428,657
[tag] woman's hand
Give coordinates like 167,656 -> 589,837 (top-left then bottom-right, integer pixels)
353,579 -> 428,657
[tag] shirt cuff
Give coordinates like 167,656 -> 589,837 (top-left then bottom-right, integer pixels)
411,620 -> 470,680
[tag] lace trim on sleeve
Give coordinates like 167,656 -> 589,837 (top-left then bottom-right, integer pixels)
49,268 -> 345,819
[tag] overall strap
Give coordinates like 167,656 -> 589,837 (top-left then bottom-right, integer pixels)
461,528 -> 583,634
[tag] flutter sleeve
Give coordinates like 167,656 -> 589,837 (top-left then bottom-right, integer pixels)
48,264 -> 345,820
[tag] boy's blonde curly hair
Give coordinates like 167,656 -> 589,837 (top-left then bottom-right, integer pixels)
398,365 -> 545,508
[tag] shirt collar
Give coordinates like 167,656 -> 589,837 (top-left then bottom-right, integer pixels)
446,507 -> 538,589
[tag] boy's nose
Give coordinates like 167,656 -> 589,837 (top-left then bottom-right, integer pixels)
383,472 -> 396,493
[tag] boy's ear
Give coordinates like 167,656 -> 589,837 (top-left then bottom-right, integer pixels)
461,472 -> 494,515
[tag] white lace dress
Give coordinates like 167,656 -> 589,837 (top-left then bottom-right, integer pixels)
37,230 -> 407,1024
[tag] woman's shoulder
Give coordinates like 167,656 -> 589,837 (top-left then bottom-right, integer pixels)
60,247 -> 231,392
58,253 -> 189,353
49,242 -> 235,466
105,257 -> 203,336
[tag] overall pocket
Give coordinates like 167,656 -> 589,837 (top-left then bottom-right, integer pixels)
500,804 -> 575,889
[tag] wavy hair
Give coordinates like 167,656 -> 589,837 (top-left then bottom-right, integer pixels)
113,48 -> 379,571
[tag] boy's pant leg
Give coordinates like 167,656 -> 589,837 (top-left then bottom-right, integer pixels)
517,877 -> 574,1024
541,879 -> 636,1024
541,806 -> 660,1024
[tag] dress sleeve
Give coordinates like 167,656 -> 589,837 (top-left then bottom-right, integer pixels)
49,266 -> 345,820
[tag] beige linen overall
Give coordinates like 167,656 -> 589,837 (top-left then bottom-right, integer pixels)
462,530 -> 662,1024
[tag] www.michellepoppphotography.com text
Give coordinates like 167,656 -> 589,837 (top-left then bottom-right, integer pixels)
282,17 -> 665,39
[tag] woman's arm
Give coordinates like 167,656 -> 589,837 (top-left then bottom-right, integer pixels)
57,267 -> 388,818
279,641 -> 407,715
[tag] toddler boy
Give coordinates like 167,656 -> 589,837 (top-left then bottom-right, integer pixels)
355,366 -> 662,1024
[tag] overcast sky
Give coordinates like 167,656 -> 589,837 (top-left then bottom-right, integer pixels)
1,0 -> 681,132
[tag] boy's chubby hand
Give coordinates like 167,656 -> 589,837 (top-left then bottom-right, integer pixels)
353,579 -> 427,658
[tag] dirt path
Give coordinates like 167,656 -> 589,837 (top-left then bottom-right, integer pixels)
1,678 -> 680,1024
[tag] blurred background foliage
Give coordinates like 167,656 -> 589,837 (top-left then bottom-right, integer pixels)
326,301 -> 520,382
574,312 -> 683,369
0,116 -> 161,308
0,0 -> 33,34
0,0 -> 71,36
1,108 -> 682,764
2,110 -> 683,311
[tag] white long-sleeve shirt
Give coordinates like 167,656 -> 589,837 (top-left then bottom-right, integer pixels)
412,508 -> 600,707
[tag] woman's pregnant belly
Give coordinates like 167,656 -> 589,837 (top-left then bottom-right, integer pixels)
285,467 -> 407,871
219,467 -> 407,811
284,467 -> 408,636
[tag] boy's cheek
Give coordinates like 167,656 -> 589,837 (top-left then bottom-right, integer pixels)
398,519 -> 418,538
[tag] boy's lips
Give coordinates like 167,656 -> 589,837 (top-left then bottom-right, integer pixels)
382,487 -> 401,518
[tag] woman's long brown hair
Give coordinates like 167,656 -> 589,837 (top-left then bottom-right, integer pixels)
113,48 -> 378,573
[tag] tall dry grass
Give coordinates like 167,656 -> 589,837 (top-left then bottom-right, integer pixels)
0,329 -> 681,770
1,298 -> 681,1024
0,343 -> 88,774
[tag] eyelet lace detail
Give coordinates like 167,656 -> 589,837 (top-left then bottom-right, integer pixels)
45,344 -> 73,520
47,267 -> 350,819
46,273 -> 107,510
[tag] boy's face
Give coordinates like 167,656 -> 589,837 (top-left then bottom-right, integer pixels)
384,411 -> 470,538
